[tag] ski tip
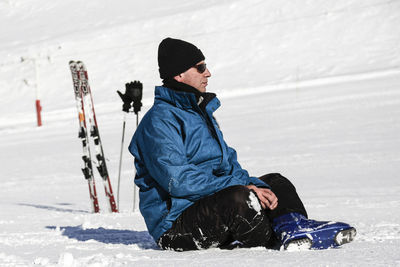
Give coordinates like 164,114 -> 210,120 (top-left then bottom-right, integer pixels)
77,61 -> 87,71
69,60 -> 85,68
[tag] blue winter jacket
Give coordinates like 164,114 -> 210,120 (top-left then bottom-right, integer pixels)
128,86 -> 269,242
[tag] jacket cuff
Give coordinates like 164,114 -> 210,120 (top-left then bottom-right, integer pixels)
248,176 -> 270,188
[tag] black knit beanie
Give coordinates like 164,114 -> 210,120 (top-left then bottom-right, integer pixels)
158,37 -> 205,79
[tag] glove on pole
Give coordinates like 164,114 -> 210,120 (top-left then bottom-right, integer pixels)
116,81 -> 143,211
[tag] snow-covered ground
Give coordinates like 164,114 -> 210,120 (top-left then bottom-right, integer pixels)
0,0 -> 399,266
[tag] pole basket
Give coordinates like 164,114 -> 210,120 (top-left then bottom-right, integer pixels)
35,99 -> 42,127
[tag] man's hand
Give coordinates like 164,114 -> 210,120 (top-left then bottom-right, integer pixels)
246,185 -> 278,210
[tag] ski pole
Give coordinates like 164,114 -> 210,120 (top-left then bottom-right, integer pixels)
132,113 -> 139,212
117,112 -> 127,210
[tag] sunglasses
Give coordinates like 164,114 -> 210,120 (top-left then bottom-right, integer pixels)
193,63 -> 207,74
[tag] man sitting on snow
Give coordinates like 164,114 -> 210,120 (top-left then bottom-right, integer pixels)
128,37 -> 356,251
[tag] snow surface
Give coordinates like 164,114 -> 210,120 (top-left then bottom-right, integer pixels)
1,0 -> 400,266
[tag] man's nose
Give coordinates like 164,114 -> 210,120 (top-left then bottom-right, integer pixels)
204,68 -> 211,77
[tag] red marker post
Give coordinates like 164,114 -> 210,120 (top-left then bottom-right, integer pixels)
35,99 -> 42,126
33,58 -> 42,127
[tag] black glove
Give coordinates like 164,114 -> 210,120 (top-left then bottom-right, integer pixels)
117,81 -> 143,113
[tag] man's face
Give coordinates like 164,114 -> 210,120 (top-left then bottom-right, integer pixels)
174,61 -> 211,93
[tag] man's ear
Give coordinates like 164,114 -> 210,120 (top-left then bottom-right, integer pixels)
174,73 -> 184,82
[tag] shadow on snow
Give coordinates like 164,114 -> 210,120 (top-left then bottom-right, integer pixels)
46,225 -> 158,249
18,203 -> 89,213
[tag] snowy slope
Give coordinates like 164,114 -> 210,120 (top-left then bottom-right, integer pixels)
1,72 -> 399,266
0,0 -> 400,266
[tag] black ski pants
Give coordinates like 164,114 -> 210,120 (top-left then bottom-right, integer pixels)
158,173 -> 307,251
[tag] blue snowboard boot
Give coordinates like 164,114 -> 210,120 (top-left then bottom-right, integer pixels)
272,213 -> 356,250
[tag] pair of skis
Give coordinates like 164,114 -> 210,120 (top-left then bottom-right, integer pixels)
69,61 -> 118,213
